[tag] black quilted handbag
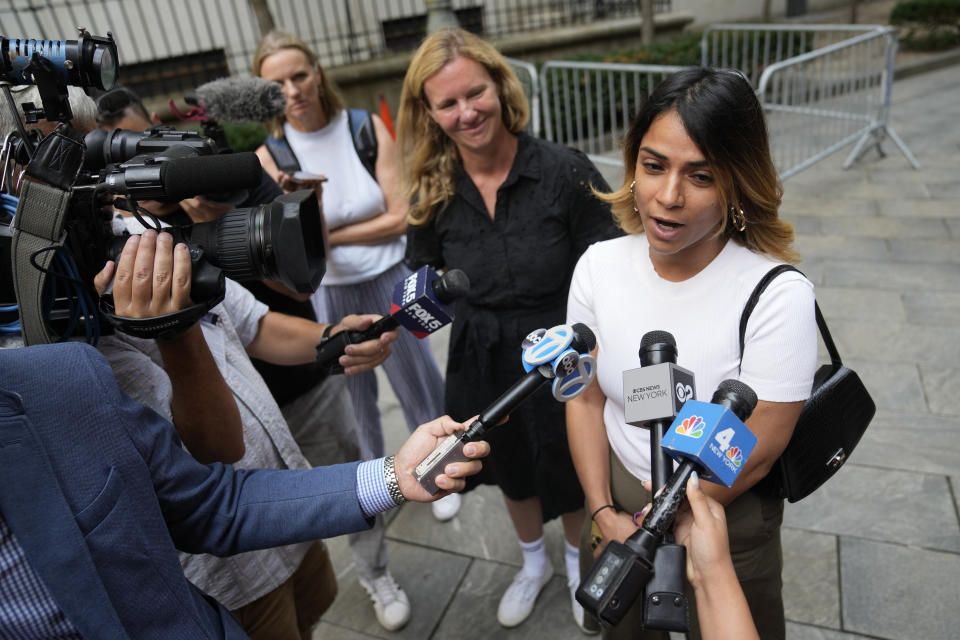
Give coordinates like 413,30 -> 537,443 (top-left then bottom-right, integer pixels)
739,265 -> 876,503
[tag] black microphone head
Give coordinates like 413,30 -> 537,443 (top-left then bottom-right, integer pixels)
193,76 -> 286,123
710,379 -> 758,422
639,330 -> 677,366
571,323 -> 597,353
160,152 -> 262,202
431,268 -> 470,303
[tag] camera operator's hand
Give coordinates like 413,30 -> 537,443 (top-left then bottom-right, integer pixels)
94,229 -> 193,316
94,229 -> 245,464
394,415 -> 489,502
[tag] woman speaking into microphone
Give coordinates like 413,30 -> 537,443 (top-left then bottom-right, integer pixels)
565,67 -> 818,640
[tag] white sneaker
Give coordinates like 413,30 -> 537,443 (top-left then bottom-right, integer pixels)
431,492 -> 462,521
497,564 -> 554,627
569,578 -> 599,634
358,571 -> 411,631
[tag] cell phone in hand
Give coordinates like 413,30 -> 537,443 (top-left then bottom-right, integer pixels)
292,171 -> 325,182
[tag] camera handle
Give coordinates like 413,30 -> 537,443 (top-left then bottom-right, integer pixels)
641,418 -> 691,632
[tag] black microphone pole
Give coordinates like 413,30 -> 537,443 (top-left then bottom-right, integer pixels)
639,330 -> 680,493
636,330 -> 689,633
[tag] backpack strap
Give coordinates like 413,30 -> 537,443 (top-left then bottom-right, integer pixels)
348,108 -> 378,180
265,109 -> 378,180
738,264 -> 841,371
264,135 -> 301,175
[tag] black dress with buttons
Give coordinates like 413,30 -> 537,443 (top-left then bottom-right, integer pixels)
406,133 -> 623,521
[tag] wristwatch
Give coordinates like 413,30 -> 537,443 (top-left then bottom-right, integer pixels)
384,456 -> 407,506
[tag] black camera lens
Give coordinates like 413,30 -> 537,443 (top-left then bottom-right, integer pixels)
179,189 -> 325,294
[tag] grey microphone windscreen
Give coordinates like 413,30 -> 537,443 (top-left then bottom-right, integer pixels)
193,76 -> 286,123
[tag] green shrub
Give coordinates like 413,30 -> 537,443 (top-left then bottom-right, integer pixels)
890,0 -> 960,24
565,31 -> 702,66
223,121 -> 268,153
890,0 -> 960,51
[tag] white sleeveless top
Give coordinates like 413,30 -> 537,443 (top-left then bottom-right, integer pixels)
283,111 -> 405,285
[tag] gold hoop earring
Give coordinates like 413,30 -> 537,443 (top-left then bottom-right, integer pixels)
729,205 -> 747,232
630,180 -> 638,214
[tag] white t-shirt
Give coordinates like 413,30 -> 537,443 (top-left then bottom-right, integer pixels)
284,110 -> 405,285
566,234 -> 818,481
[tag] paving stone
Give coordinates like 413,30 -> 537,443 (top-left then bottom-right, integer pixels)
903,291 -> 960,326
785,215 -> 824,236
785,621 -> 879,639
813,287 -> 905,322
795,259 -> 826,286
877,199 -> 960,218
920,366 -> 960,417
821,259 -> 960,291
320,540 -> 471,639
783,465 -> 960,552
953,475 -> 960,517
845,181 -> 932,200
787,164 -> 868,191
387,484 -> 572,573
312,622 -> 378,639
887,238 -> 960,263
947,218 -> 960,239
841,358 -> 926,414
782,529 -> 840,628
780,198 -> 878,219
867,165 -> 960,186
430,559 -> 584,640
820,217 -> 948,239
927,182 -> 960,199
826,320 -> 960,368
855,410 -> 960,475
792,235 -> 890,261
841,538 -> 960,640
785,175 -> 872,197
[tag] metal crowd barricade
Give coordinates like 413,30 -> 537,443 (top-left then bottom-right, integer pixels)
699,24 -> 881,87
537,25 -> 919,180
701,24 -> 920,179
505,56 -> 541,138
539,61 -> 684,167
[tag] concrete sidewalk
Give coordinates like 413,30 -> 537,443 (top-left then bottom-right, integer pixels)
315,63 -> 960,640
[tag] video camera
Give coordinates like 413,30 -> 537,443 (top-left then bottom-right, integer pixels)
0,29 -> 325,345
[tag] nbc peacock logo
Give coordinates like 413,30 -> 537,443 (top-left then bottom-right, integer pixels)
675,415 -> 705,438
726,446 -> 743,467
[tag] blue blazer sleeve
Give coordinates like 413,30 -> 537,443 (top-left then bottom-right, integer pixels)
87,345 -> 373,554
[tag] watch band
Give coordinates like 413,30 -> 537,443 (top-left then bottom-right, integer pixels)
384,456 -> 407,506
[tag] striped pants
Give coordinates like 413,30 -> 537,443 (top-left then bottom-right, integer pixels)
312,261 -> 446,459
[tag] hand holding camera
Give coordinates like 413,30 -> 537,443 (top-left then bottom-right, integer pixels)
94,229 -> 192,319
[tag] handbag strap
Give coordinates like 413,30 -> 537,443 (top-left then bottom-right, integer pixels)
738,264 -> 842,371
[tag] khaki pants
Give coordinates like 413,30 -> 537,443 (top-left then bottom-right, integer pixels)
230,541 -> 337,640
579,451 -> 785,640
